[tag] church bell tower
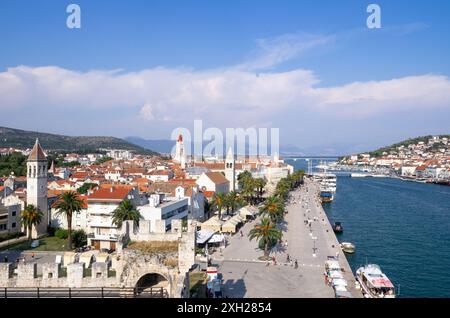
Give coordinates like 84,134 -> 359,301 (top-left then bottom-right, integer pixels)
26,138 -> 48,238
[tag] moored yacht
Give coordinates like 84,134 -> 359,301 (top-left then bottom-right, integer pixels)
356,264 -> 395,298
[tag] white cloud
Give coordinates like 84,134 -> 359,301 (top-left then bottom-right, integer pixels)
236,32 -> 335,71
1,30 -> 449,144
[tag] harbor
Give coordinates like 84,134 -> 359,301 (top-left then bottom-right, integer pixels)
288,158 -> 450,297
212,177 -> 362,298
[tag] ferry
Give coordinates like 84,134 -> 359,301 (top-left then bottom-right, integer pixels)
356,264 -> 395,298
320,191 -> 334,203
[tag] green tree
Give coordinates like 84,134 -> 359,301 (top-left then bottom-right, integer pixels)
53,191 -> 85,250
211,192 -> 226,220
20,205 -> 43,241
112,199 -> 141,229
254,178 -> 267,201
0,152 -> 27,177
72,229 -> 87,248
77,182 -> 98,194
248,217 -> 282,258
224,191 -> 242,215
260,196 -> 285,224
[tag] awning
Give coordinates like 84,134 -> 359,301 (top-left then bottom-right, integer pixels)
238,206 -> 258,218
200,218 -> 223,232
332,278 -> 348,287
196,230 -> 215,244
221,221 -> 237,233
208,233 -> 225,244
335,290 -> 352,298
325,260 -> 341,270
334,284 -> 347,292
328,270 -> 343,279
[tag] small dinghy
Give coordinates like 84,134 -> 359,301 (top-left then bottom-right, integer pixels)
340,242 -> 355,254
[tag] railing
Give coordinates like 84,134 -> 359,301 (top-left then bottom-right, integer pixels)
0,287 -> 169,298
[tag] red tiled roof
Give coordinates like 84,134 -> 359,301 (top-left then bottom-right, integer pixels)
204,172 -> 229,185
87,187 -> 132,202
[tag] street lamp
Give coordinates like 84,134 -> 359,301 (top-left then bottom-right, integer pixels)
312,236 -> 318,257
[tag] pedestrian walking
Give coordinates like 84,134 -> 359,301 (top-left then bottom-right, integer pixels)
272,256 -> 277,265
294,259 -> 298,269
286,254 -> 290,263
31,252 -> 35,260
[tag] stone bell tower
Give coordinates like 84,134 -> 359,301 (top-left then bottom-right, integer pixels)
225,147 -> 236,191
26,138 -> 48,238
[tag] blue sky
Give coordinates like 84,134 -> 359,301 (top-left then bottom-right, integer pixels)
0,0 -> 449,154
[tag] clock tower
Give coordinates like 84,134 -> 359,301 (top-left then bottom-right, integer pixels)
26,138 -> 48,238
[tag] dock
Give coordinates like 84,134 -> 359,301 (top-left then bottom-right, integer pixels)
213,178 -> 362,298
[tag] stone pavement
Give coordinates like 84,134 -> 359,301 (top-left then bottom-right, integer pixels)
212,178 -> 362,298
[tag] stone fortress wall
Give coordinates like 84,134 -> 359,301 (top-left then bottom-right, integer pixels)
0,219 -> 196,298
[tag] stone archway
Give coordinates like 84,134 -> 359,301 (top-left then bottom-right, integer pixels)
134,273 -> 170,297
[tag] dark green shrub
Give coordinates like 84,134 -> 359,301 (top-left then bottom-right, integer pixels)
55,229 -> 68,239
72,229 -> 87,248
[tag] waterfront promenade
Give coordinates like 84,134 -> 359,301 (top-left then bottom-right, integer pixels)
213,178 -> 361,298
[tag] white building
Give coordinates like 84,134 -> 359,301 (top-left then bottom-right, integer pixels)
106,149 -> 134,160
138,194 -> 189,232
86,186 -> 140,250
0,202 -> 21,236
196,172 -> 230,194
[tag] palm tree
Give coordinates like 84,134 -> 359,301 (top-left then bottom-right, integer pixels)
260,196 -> 285,224
112,199 -> 141,229
254,178 -> 267,202
225,191 -> 242,215
211,192 -> 226,220
248,217 -> 282,258
237,170 -> 252,189
53,191 -> 85,250
21,204 -> 43,241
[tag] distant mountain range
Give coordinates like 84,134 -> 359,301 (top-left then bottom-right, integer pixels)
124,137 -> 364,157
0,127 -> 158,155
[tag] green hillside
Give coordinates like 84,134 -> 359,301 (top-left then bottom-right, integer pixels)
368,135 -> 450,157
0,126 -> 158,156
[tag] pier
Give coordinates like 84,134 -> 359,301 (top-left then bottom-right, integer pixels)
213,178 -> 362,298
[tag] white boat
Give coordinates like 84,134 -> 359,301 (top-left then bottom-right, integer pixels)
351,173 -> 369,178
340,242 -> 355,254
356,264 -> 395,298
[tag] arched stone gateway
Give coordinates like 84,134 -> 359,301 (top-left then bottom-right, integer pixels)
135,273 -> 169,298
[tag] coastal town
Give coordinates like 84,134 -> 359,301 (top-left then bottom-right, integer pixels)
0,132 -> 379,298
337,135 -> 450,185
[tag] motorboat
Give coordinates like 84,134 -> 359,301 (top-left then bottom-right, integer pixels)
340,242 -> 355,253
320,191 -> 334,203
356,264 -> 395,298
332,222 -> 343,233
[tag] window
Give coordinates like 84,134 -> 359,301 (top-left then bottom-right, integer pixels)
12,211 -> 16,216
48,273 -> 53,278
0,224 -> 6,230
12,222 -> 16,228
